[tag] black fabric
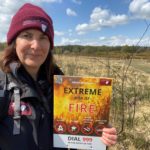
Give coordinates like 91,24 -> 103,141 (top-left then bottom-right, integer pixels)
0,64 -> 75,150
0,71 -> 11,120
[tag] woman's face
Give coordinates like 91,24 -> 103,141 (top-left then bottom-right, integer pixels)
15,29 -> 50,73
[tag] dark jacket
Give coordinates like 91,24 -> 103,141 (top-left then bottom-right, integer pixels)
0,63 -> 74,150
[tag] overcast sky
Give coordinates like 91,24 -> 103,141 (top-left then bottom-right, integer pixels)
0,0 -> 150,46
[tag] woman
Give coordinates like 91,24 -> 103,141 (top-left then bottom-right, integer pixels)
0,3 -> 117,150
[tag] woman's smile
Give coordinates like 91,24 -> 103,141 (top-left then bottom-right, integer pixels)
26,53 -> 42,57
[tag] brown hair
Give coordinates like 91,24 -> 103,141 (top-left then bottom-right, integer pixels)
0,41 -> 54,83
0,42 -> 18,73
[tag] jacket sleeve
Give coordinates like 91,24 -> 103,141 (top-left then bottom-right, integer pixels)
0,70 -> 10,120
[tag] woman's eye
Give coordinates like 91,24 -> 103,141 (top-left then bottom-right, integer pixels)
19,33 -> 32,39
40,35 -> 48,40
22,34 -> 32,38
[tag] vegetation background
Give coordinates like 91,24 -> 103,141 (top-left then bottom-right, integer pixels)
53,48 -> 150,150
0,43 -> 150,150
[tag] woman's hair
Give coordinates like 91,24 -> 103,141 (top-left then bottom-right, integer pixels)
0,42 -> 18,73
0,41 -> 54,83
42,50 -> 54,84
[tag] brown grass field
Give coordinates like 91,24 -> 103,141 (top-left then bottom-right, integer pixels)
54,54 -> 150,150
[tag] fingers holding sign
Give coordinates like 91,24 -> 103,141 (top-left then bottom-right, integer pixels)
100,127 -> 117,146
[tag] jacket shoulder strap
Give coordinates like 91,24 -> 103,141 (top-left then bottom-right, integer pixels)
6,73 -> 21,135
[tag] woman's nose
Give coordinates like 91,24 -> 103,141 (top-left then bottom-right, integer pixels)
30,39 -> 41,50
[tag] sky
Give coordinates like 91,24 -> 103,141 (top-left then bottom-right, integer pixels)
0,0 -> 150,46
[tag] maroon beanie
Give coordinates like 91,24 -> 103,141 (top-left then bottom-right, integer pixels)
7,3 -> 54,49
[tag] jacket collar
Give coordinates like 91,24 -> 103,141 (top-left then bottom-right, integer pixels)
8,62 -> 49,100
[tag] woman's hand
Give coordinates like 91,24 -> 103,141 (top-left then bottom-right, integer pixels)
100,127 -> 117,146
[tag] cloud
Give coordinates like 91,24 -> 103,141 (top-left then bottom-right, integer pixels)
99,35 -> 128,46
60,37 -> 80,45
66,8 -> 77,16
56,35 -> 150,46
76,23 -> 101,35
68,29 -> 73,36
0,0 -> 62,43
129,0 -> 150,19
55,30 -> 64,36
98,35 -> 150,46
90,7 -> 109,23
39,0 -> 62,3
72,0 -> 82,5
75,7 -> 128,34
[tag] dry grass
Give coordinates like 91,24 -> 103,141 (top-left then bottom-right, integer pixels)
109,100 -> 150,150
54,54 -> 150,150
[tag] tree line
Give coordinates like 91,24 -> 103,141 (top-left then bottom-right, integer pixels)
0,42 -> 150,59
54,45 -> 150,59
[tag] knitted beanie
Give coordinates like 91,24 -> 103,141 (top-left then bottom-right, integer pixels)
7,3 -> 54,49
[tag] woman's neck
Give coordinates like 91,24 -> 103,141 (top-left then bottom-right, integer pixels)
24,66 -> 39,81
